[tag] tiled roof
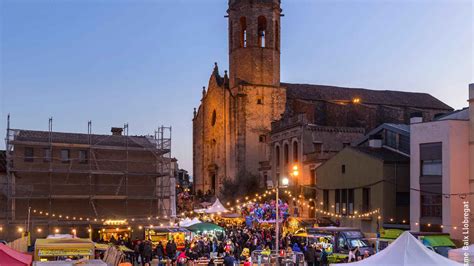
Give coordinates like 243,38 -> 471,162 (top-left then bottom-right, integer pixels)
282,83 -> 452,110
13,130 -> 158,149
350,147 -> 409,162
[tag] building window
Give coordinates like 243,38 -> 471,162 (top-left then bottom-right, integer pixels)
362,188 -> 370,212
211,173 -> 216,193
79,150 -> 88,164
420,142 -> 442,221
335,189 -> 340,214
43,148 -> 51,162
284,143 -> 289,165
310,169 -> 316,185
341,189 -> 347,215
348,189 -> 354,215
323,189 -> 329,211
211,110 -> 217,126
293,141 -> 298,162
259,135 -> 266,143
24,147 -> 34,162
396,192 -> 410,206
275,146 -> 280,167
60,149 -> 70,163
421,194 -> 442,217
275,20 -> 279,50
335,189 -> 354,215
240,17 -> 247,48
420,142 -> 442,176
341,164 -> 346,174
257,98 -> 263,105
313,142 -> 322,153
385,130 -> 397,148
257,16 -> 267,48
399,134 -> 410,154
229,21 -> 233,49
421,160 -> 442,176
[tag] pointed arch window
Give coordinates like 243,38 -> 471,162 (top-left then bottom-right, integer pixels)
293,140 -> 299,162
230,21 -> 234,49
240,17 -> 247,48
275,145 -> 280,167
258,16 -> 267,48
275,20 -> 279,50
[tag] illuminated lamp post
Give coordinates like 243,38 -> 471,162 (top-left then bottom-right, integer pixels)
275,176 -> 289,257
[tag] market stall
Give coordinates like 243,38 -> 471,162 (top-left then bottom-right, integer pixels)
331,231 -> 462,266
187,222 -> 225,238
144,226 -> 190,250
34,238 -> 95,262
33,260 -> 106,266
215,213 -> 244,227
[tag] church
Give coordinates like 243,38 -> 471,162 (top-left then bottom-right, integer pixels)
192,0 -> 452,197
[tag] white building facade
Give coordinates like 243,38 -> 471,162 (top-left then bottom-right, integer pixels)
410,84 -> 474,241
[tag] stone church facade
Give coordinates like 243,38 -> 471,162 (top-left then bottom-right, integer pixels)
193,0 -> 453,197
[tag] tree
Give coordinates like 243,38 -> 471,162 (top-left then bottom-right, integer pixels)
219,170 -> 261,202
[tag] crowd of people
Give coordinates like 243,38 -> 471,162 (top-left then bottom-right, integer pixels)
241,199 -> 290,224
123,225 -> 361,266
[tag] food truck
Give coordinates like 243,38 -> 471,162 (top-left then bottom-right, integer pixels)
34,238 -> 95,261
293,227 -> 374,263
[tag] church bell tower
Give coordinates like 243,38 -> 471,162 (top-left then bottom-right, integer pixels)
227,0 -> 281,88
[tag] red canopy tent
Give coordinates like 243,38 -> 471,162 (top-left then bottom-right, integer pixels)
0,244 -> 32,266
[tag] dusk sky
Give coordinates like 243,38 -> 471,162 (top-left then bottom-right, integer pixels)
1,0 -> 471,173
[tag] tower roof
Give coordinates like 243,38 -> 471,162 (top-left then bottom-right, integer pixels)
228,0 -> 280,8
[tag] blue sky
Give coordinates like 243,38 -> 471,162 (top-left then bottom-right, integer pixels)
0,0 -> 472,173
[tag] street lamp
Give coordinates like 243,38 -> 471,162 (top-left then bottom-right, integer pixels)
275,176 -> 289,256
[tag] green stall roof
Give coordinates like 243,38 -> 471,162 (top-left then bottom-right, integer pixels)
380,228 -> 404,239
187,222 -> 224,233
422,235 -> 456,247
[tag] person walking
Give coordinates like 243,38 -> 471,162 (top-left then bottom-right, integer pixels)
134,240 -> 141,265
304,244 -> 316,266
166,239 -> 177,261
155,241 -> 165,265
223,252 -> 235,266
142,241 -> 153,265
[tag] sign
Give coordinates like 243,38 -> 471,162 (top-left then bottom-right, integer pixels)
38,249 -> 93,257
104,219 -> 127,226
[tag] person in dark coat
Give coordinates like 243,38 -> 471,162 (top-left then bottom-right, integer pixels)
142,241 -> 153,265
166,239 -> 177,260
155,241 -> 165,262
223,252 -> 235,266
305,244 -> 316,266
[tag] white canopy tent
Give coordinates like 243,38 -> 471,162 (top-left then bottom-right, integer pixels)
332,231 -> 462,266
448,245 -> 474,265
179,217 -> 201,227
205,198 -> 229,214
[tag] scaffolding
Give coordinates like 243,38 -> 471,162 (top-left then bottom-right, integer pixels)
2,116 -> 175,225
